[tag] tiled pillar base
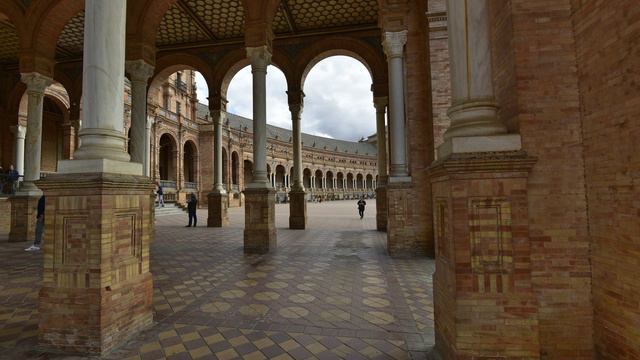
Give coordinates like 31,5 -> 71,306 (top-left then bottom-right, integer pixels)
207,192 -> 229,227
244,187 -> 276,254
386,181 -> 427,257
288,190 -> 307,229
429,152 -> 540,359
9,194 -> 40,242
36,173 -> 155,355
375,186 -> 387,232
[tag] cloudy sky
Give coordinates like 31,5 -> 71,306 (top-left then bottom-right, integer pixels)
194,56 -> 377,142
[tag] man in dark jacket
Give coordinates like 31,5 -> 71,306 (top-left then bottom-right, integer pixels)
357,197 -> 367,219
186,193 -> 198,227
25,195 -> 45,251
7,164 -> 19,194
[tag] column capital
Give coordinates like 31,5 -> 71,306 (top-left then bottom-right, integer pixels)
10,124 -> 27,139
21,72 -> 52,94
210,110 -> 227,125
289,102 -> 304,116
126,60 -> 155,82
246,46 -> 272,72
382,31 -> 408,59
373,96 -> 389,110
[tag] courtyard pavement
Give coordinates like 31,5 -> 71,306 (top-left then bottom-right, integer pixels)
0,200 -> 434,359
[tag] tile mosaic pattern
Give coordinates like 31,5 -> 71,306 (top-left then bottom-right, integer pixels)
0,201 -> 434,359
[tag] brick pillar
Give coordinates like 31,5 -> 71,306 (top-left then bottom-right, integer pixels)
61,122 -> 76,160
375,185 -> 387,231
8,195 -> 39,242
37,173 -> 154,354
289,190 -> 307,230
244,187 -> 276,253
429,152 -> 540,359
207,192 -> 229,227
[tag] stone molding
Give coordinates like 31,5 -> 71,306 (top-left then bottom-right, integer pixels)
10,124 -> 27,139
382,31 -> 408,59
126,60 -> 155,82
21,72 -> 52,95
246,46 -> 272,72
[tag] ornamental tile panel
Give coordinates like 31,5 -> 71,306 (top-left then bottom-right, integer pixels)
158,4 -> 209,46
0,22 -> 19,64
183,0 -> 244,39
57,11 -> 85,57
287,0 -> 378,31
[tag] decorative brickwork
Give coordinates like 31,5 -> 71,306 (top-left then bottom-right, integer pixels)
244,187 -> 276,254
0,197 -> 10,233
386,181 -> 428,257
9,194 -> 39,242
430,152 -> 540,359
36,173 -> 155,355
288,190 -> 307,229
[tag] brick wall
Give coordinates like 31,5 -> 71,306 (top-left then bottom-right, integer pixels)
0,197 -> 10,233
490,1 -> 594,358
572,0 -> 640,358
427,0 -> 450,153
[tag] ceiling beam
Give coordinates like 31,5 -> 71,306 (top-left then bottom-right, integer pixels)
280,0 -> 297,34
176,0 -> 218,41
55,45 -> 76,59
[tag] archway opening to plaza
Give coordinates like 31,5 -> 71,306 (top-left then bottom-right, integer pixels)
183,140 -> 197,185
159,133 -> 177,186
222,147 -> 229,191
243,159 -> 253,186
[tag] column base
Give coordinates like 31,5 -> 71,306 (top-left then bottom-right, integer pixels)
36,173 -> 155,355
288,189 -> 307,229
375,186 -> 387,232
429,151 -> 539,359
244,187 -> 276,254
9,194 -> 41,242
386,179 -> 429,257
207,191 -> 229,227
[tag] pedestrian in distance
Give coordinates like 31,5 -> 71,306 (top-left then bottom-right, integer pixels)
156,181 -> 164,207
186,193 -> 198,227
25,195 -> 45,251
357,196 -> 367,219
8,164 -> 20,194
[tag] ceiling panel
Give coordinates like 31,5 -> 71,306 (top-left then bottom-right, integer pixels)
0,22 -> 19,64
184,0 -> 244,39
57,11 -> 85,57
157,4 -> 209,46
287,0 -> 378,31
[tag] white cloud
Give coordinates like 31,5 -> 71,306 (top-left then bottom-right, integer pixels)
194,72 -> 209,105
201,56 -> 376,141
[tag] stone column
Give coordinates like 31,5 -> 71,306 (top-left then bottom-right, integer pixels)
19,73 -> 52,193
430,1 -> 538,359
244,46 -> 276,253
288,99 -> 307,229
9,74 -> 51,243
144,115 -> 154,176
438,0 -> 520,158
374,97 -> 389,231
126,60 -> 154,168
382,31 -> 409,179
208,110 -> 229,227
10,125 -> 26,177
37,0 -> 153,355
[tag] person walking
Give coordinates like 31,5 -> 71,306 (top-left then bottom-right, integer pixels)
8,164 -> 20,194
156,182 -> 164,207
25,195 -> 45,251
357,197 -> 367,219
186,193 -> 198,227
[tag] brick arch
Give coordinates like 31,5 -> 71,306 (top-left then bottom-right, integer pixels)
213,47 -> 295,102
295,36 -> 387,92
23,0 -> 84,75
150,53 -> 215,94
126,0 -> 177,57
0,0 -> 26,35
182,137 -> 199,152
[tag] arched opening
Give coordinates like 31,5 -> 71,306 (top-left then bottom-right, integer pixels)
301,55 -> 376,141
315,170 -> 323,189
231,151 -> 239,187
183,140 -> 197,185
356,174 -> 364,190
222,147 -> 229,190
243,160 -> 253,188
347,173 -> 354,189
337,172 -> 345,189
366,174 -> 374,190
159,133 -> 177,185
303,168 -> 312,189
326,171 -> 335,189
275,165 -> 286,190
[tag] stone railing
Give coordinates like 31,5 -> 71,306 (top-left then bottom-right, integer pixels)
160,180 -> 176,189
184,181 -> 197,190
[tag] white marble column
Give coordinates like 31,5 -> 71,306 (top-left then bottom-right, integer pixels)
61,0 -> 139,175
439,0 -> 519,158
247,46 -> 271,187
144,115 -> 154,176
10,125 -> 26,179
20,73 -> 52,193
382,31 -> 409,179
374,97 -> 388,185
126,60 -> 154,168
212,110 -> 226,194
290,102 -> 304,191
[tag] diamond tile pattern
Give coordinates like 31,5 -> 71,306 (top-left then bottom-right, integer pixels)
286,0 -> 378,31
0,22 -> 19,64
184,0 -> 245,39
157,4 -> 209,46
57,10 -> 85,56
1,201 -> 434,359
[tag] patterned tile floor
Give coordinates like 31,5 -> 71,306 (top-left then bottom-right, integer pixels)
0,200 -> 434,359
